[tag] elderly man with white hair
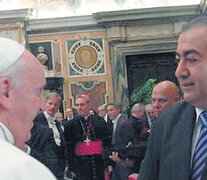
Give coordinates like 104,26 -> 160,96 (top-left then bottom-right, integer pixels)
0,37 -> 56,179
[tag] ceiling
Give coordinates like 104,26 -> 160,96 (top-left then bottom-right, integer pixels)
0,0 -> 201,19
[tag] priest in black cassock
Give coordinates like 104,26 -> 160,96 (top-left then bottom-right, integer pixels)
64,94 -> 111,180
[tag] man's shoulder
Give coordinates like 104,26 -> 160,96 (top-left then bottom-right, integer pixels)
118,114 -> 128,123
0,140 -> 55,179
34,113 -> 47,125
35,112 -> 45,119
157,101 -> 195,128
162,101 -> 195,117
91,115 -> 107,124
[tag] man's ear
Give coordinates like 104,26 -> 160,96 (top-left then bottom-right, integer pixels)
0,77 -> 12,109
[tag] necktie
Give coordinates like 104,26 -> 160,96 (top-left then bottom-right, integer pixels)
49,120 -> 61,146
192,111 -> 207,180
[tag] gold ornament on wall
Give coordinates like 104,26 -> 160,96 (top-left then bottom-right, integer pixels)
75,46 -> 97,69
68,39 -> 104,76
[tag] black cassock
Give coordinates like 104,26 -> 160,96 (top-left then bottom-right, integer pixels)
64,115 -> 111,180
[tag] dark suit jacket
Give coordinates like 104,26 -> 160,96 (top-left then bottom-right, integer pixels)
113,114 -> 134,147
139,101 -> 207,180
27,124 -> 56,169
29,113 -> 66,179
105,115 -> 113,133
62,117 -> 74,128
142,116 -> 150,129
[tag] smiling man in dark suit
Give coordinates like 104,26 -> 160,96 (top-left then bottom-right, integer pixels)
138,16 -> 207,180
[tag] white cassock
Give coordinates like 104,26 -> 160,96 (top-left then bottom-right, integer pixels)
0,122 -> 56,180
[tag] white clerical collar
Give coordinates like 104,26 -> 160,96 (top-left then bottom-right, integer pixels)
0,122 -> 15,144
44,111 -> 55,124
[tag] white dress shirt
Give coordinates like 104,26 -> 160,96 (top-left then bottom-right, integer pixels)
111,114 -> 121,143
104,114 -> 108,122
67,116 -> 73,121
112,114 -> 122,133
44,111 -> 61,146
0,122 -> 56,180
190,107 -> 205,166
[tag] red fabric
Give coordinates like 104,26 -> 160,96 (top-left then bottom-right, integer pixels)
128,177 -> 137,180
105,169 -> 110,180
75,140 -> 103,155
79,93 -> 91,101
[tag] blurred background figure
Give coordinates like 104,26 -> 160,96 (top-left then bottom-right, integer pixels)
62,108 -> 74,128
144,104 -> 156,129
97,105 -> 112,132
97,105 -> 107,119
89,109 -> 96,115
65,108 -> 74,121
56,112 -> 64,123
56,112 -> 64,131
129,103 -> 148,145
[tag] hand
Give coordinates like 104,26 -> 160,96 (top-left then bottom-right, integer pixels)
109,151 -> 121,162
71,171 -> 76,178
128,173 -> 139,180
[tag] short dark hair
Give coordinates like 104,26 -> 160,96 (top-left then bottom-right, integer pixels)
182,16 -> 207,33
107,103 -> 122,113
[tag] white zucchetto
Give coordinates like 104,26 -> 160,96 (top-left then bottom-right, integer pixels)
0,37 -> 25,73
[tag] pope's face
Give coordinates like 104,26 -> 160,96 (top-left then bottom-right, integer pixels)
10,50 -> 46,148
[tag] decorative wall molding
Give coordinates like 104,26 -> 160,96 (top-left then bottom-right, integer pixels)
27,15 -> 98,34
69,80 -> 108,109
0,8 -> 33,24
67,38 -> 105,76
93,5 -> 200,27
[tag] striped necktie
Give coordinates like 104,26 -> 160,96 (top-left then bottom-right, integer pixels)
192,111 -> 207,180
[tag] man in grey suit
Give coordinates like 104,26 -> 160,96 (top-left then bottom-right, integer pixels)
138,16 -> 207,180
107,103 -> 133,147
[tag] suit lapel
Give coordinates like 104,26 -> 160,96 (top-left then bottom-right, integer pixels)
171,105 -> 196,180
41,113 -> 49,126
115,115 -> 122,139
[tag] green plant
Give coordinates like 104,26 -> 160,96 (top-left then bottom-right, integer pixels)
130,78 -> 157,104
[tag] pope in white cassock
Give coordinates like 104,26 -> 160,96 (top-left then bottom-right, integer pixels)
0,37 -> 56,180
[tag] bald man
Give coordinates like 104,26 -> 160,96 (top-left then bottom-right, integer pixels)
0,37 -> 55,179
151,80 -> 180,117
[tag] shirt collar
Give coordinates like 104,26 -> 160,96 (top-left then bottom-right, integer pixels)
44,111 -> 55,123
0,122 -> 15,144
68,116 -> 73,120
195,107 -> 205,124
112,114 -> 121,124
